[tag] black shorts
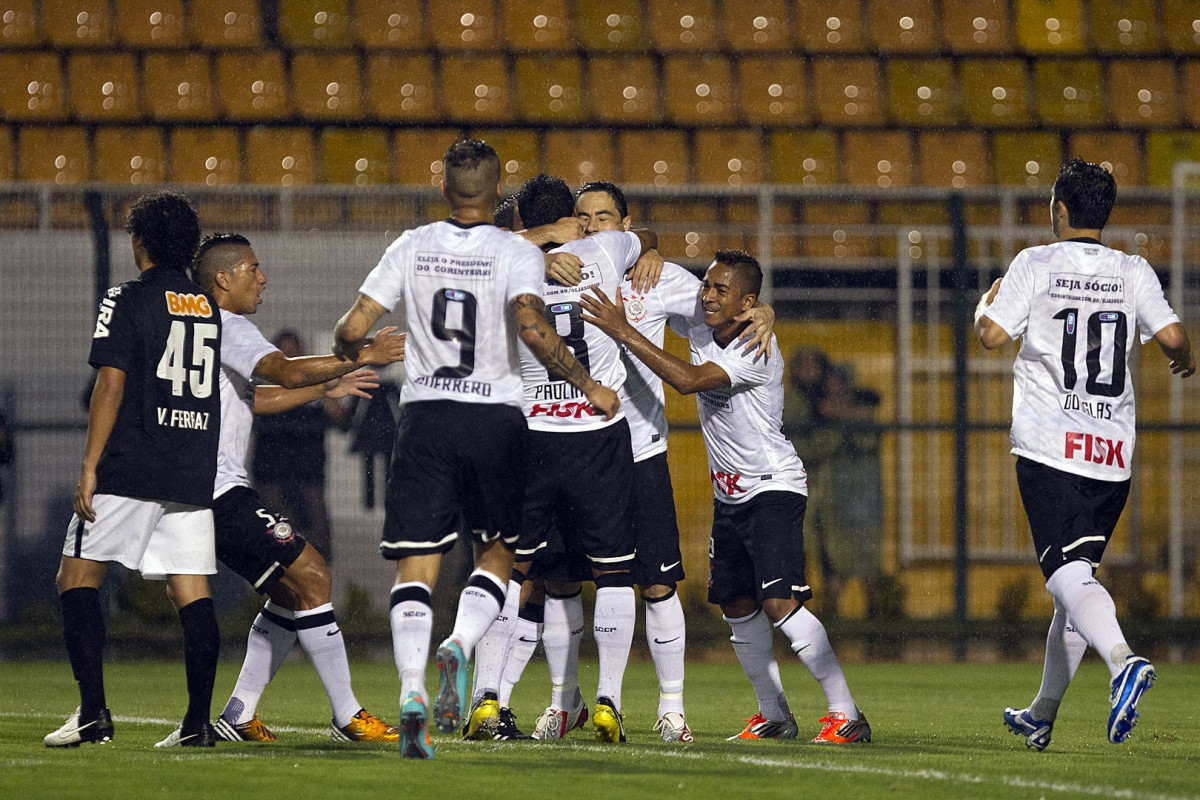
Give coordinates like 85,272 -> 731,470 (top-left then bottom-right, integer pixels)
631,453 -> 685,587
515,420 -> 635,574
707,490 -> 813,607
382,401 -> 528,559
214,486 -> 307,593
1016,457 -> 1130,580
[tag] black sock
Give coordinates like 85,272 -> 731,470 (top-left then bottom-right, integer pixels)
60,587 -> 106,719
178,597 -> 220,730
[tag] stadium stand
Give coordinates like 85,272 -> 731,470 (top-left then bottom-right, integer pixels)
664,54 -> 735,124
429,0 -> 500,50
92,126 -> 165,184
277,0 -> 351,48
917,131 -> 991,188
113,0 -> 187,48
1090,0 -> 1160,53
17,126 -> 89,183
793,1 -> 858,53
812,57 -> 885,126
739,55 -> 809,125
647,0 -> 718,51
542,129 -> 615,186
44,0 -> 111,47
501,0 -> 572,50
1032,58 -> 1105,125
1108,59 -> 1182,127
215,51 -> 290,121
365,53 -> 439,122
0,0 -> 39,46
960,58 -> 1033,127
1014,0 -> 1086,53
694,129 -> 763,185
245,126 -> 315,185
320,127 -> 388,185
190,0 -> 261,48
470,128 -> 539,188
617,129 -> 688,185
1067,131 -> 1144,185
353,0 -> 426,48
290,52 -> 363,121
770,130 -> 838,185
169,126 -> 240,184
440,54 -> 513,122
867,0 -> 940,53
142,53 -> 215,121
514,55 -> 585,122
393,128 -> 460,186
588,54 -> 661,122
886,59 -> 957,126
67,52 -> 140,122
941,0 -> 1015,52
0,51 -> 65,121
844,130 -> 916,187
576,0 -> 644,50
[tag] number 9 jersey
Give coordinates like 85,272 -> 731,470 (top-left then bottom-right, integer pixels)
983,239 -> 1180,481
88,267 -> 222,508
359,219 -> 545,409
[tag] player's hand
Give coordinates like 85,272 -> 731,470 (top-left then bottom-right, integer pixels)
1171,352 -> 1196,378
545,252 -> 584,287
325,369 -> 380,400
74,467 -> 98,522
627,249 -> 664,293
586,383 -> 620,421
543,216 -> 584,245
580,285 -> 629,337
361,326 -> 405,365
735,304 -> 776,359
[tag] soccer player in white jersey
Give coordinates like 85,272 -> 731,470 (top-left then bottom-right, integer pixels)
332,141 -> 618,758
583,250 -> 871,744
976,158 -> 1194,750
190,233 -> 404,745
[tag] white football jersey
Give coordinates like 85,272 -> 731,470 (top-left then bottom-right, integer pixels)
618,261 -> 704,461
520,230 -> 642,432
359,219 -> 545,409
984,239 -> 1179,481
686,325 -> 807,503
214,310 -> 279,499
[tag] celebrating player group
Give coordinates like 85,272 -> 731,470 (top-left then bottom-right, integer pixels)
45,142 -> 1193,760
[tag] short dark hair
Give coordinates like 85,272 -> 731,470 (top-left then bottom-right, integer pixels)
713,249 -> 763,298
494,195 -> 517,230
191,232 -> 252,289
125,191 -> 201,272
516,174 -> 574,229
1053,157 -> 1117,230
576,181 -> 627,219
443,138 -> 500,202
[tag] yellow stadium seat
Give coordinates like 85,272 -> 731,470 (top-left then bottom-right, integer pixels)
917,131 -> 990,187
170,127 -> 241,185
0,125 -> 12,180
650,200 -> 719,263
501,0 -> 572,50
993,131 -> 1062,187
867,0 -> 939,53
739,56 -> 809,125
960,58 -> 1031,126
886,59 -> 956,126
648,0 -> 718,51
800,200 -> 874,260
725,0 -> 793,50
1033,59 -> 1104,126
1183,61 -> 1200,127
245,126 -> 315,185
1014,0 -> 1085,53
695,129 -> 762,186
617,130 -> 689,185
1106,201 -> 1170,262
1108,60 -> 1181,128
812,57 -> 884,126
844,130 -> 915,187
191,0 -> 260,47
664,55 -> 734,124
440,55 -> 513,122
17,126 -> 88,182
67,52 -> 140,121
1164,1 -> 1200,53
941,0 -> 1014,52
45,1 -> 110,46
278,0 -> 350,47
514,55 -> 584,122
320,127 -> 389,185
0,51 -> 65,121
430,0 -> 499,50
794,0 -> 865,52
588,55 -> 661,123
770,130 -> 838,184
471,128 -> 538,190
393,128 -> 462,186
113,0 -> 186,47
93,127 -> 165,184
143,53 -> 214,121
1089,0 -> 1159,53
0,1 -> 40,46
290,52 -> 362,121
215,51 -> 289,121
354,0 -> 427,48
366,53 -> 438,122
877,200 -> 947,259
1066,132 -> 1143,186
542,130 -> 615,187
1147,131 -> 1200,186
576,0 -> 643,50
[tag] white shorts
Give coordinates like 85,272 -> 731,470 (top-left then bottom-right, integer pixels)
63,494 -> 217,580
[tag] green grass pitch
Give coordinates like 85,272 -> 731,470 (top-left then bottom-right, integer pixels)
2,658 -> 1197,800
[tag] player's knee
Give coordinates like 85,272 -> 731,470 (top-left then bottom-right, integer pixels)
545,580 -> 582,598
593,571 -> 633,590
640,583 -> 676,602
721,596 -> 759,620
761,596 -> 799,624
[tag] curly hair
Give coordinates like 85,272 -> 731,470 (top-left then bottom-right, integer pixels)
515,174 -> 574,229
124,191 -> 201,272
1053,157 -> 1117,230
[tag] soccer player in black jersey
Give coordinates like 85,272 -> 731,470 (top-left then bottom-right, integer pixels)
46,191 -> 223,749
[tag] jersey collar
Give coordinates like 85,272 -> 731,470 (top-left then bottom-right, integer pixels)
1066,236 -> 1103,245
444,218 -> 493,230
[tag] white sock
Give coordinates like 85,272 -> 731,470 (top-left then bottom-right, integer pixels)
1031,599 -> 1088,722
725,609 -> 790,721
645,591 -> 686,716
499,611 -> 542,708
450,570 -> 506,660
594,586 -> 636,709
471,579 -> 520,701
222,600 -> 296,724
389,582 -> 433,701
1046,560 -> 1129,678
776,605 -> 858,719
295,603 -> 361,728
545,593 -> 583,710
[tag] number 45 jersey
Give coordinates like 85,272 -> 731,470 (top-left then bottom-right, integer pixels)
359,219 -> 545,409
983,239 -> 1180,481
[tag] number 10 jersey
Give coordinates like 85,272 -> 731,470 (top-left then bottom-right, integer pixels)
984,239 -> 1179,481
359,219 -> 545,409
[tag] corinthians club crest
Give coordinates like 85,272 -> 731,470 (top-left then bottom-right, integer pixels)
623,291 -> 648,324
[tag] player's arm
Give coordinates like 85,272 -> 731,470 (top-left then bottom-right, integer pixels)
580,286 -> 731,395
511,293 -> 619,420
254,370 -> 380,416
333,293 -> 391,361
974,278 -> 1012,350
254,325 -> 403,389
1154,322 -> 1196,378
74,366 -> 125,522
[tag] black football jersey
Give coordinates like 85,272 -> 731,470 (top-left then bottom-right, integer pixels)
88,266 -> 222,508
